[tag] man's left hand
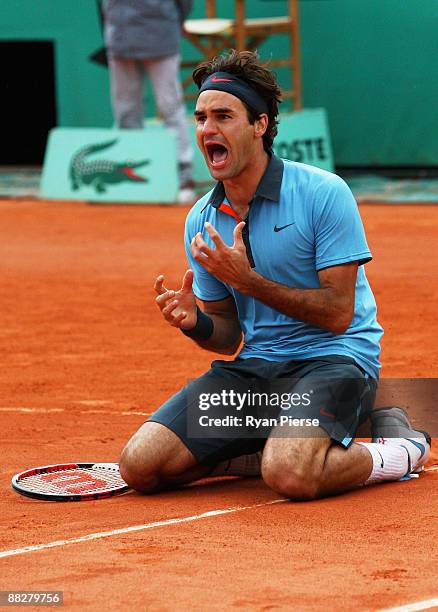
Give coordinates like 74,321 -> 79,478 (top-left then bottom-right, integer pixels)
191,222 -> 255,291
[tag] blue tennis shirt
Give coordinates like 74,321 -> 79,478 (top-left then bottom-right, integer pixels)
184,155 -> 383,379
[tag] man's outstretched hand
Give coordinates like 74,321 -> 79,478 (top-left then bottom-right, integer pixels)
154,269 -> 197,330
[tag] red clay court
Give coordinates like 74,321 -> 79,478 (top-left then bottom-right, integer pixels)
1,198 -> 437,610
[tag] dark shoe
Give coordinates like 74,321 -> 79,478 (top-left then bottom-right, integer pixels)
371,406 -> 431,473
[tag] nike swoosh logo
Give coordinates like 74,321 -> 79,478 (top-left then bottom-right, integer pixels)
274,222 -> 295,232
406,438 -> 426,457
211,76 -> 233,83
400,444 -> 411,474
376,448 -> 384,468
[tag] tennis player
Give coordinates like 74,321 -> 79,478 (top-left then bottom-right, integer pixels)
120,50 -> 430,499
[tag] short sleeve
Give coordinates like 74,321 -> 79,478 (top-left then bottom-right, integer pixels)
313,176 -> 372,271
184,213 -> 231,302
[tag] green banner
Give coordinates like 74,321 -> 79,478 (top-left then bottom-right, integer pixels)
273,109 -> 334,172
41,128 -> 178,203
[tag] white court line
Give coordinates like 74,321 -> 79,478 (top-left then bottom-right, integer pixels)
0,407 -> 64,414
379,597 -> 438,611
0,499 -> 287,560
0,407 -> 151,417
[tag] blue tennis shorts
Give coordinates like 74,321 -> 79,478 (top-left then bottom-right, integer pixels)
147,355 -> 377,465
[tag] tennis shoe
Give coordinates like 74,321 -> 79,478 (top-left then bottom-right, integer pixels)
371,406 -> 431,474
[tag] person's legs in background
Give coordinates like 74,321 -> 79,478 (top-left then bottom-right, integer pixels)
147,54 -> 196,203
108,57 -> 145,129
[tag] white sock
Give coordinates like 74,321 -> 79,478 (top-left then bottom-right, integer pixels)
209,452 -> 262,477
375,437 -> 424,469
359,442 -> 409,484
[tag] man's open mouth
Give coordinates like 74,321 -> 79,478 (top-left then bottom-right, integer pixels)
205,142 -> 229,168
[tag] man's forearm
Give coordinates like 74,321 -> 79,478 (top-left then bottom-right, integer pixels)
239,271 -> 353,335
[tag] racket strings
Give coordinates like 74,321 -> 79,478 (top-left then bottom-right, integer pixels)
17,467 -> 126,495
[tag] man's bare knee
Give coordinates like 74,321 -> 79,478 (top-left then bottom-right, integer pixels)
262,460 -> 320,501
119,442 -> 160,493
261,435 -> 330,501
119,422 -> 196,493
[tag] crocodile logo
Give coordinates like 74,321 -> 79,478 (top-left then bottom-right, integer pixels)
69,139 -> 149,193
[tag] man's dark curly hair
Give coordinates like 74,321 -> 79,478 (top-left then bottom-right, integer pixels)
192,50 -> 282,152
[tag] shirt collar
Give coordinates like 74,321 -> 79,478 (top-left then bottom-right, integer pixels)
207,154 -> 284,209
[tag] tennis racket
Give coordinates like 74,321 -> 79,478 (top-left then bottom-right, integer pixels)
11,462 -> 129,501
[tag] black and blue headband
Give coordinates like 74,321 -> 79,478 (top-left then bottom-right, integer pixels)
198,71 -> 269,116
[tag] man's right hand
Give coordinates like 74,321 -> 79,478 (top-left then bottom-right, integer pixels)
154,269 -> 198,330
